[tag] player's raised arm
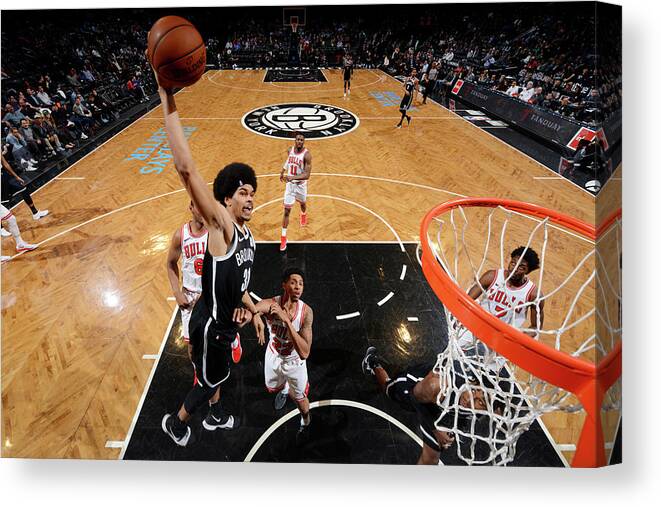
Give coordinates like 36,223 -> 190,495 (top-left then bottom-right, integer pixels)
157,86 -> 233,242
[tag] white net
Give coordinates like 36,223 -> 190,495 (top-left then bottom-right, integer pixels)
420,202 -> 621,466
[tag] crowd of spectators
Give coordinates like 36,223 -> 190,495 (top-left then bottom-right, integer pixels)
1,5 -> 621,179
393,10 -> 621,124
1,13 -> 156,174
382,9 -> 620,124
213,5 -> 620,124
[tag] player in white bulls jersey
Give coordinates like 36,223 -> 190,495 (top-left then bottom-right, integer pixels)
279,132 -> 312,252
463,246 -> 545,367
167,201 -> 208,348
254,267 -> 314,441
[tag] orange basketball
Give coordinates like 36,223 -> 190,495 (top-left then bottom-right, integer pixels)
147,16 -> 206,88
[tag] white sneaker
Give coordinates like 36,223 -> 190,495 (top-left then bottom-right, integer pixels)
1,228 -> 11,237
161,414 -> 191,446
274,390 -> 288,410
80,133 -> 88,140
25,164 -> 38,172
33,210 -> 49,220
16,242 -> 37,253
29,158 -> 38,164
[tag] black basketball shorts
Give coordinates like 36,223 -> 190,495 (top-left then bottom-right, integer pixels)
399,94 -> 413,111
385,366 -> 442,452
189,316 -> 232,388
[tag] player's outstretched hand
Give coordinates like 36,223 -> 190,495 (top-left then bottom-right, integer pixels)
145,47 -> 174,94
253,314 -> 265,345
233,307 -> 253,328
269,303 -> 290,323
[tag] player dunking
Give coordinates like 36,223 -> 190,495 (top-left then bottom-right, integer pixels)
166,201 -> 243,365
396,68 -> 419,128
362,348 -> 504,464
280,132 -> 312,252
342,53 -> 353,98
152,67 -> 265,447
254,267 -> 314,442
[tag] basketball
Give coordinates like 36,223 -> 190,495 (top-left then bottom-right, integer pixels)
147,16 -> 206,88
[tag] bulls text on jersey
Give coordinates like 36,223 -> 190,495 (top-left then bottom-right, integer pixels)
267,297 -> 307,358
184,242 -> 206,258
481,269 -> 536,328
181,222 -> 208,293
284,147 -> 308,177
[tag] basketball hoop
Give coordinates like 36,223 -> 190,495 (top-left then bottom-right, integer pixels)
290,16 -> 298,33
420,198 -> 622,467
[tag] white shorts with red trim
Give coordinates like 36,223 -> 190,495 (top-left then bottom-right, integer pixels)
1,204 -> 13,221
180,288 -> 201,342
264,344 -> 309,400
283,181 -> 308,208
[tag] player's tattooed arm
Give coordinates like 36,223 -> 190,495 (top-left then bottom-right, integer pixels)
295,306 -> 313,359
467,270 -> 496,300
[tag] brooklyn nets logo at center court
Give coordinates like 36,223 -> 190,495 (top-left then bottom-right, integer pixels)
241,103 -> 360,139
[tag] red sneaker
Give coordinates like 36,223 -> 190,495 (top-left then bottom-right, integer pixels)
16,242 -> 37,252
279,236 -> 287,252
300,213 -> 308,226
231,334 -> 242,364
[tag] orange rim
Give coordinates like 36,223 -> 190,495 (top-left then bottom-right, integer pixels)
420,198 -> 622,467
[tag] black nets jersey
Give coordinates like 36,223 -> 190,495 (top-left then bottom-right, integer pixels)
343,62 -> 353,80
404,78 -> 416,96
191,222 -> 255,343
385,361 -> 472,452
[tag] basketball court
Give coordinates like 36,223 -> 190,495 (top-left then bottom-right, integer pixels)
1,60 -> 621,464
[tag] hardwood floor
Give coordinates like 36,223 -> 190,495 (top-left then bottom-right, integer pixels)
1,69 -> 619,463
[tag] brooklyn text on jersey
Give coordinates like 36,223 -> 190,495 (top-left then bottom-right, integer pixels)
241,103 -> 360,139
